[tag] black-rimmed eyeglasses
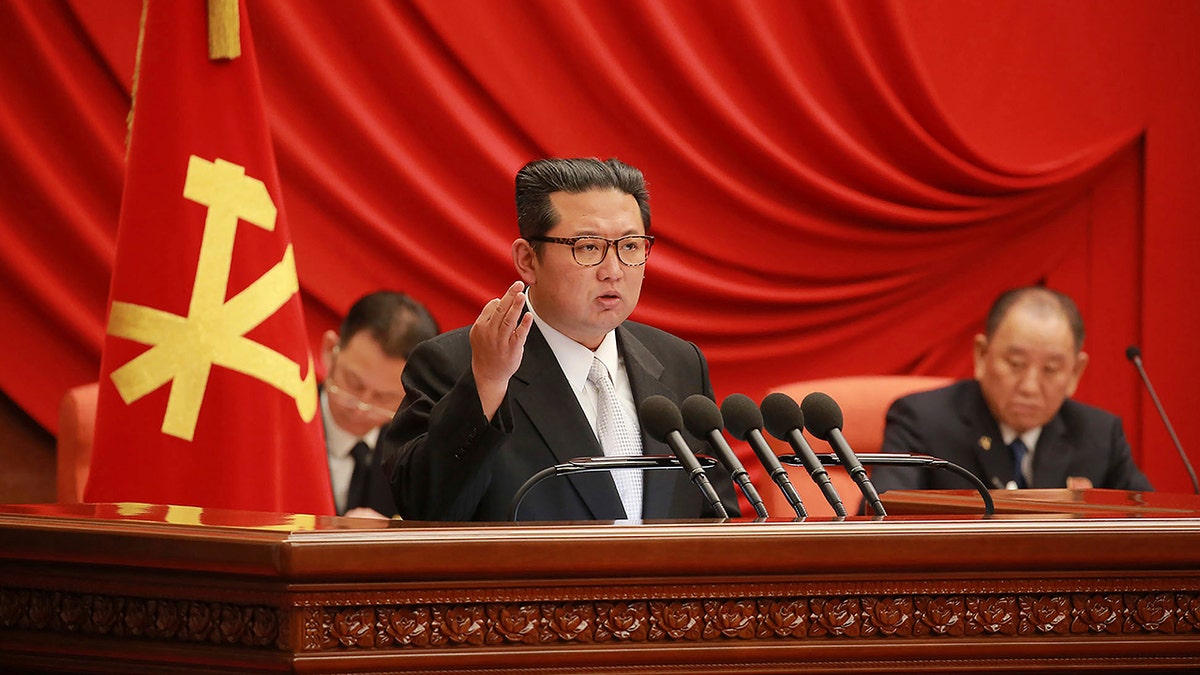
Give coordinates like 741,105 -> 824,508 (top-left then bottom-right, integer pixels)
527,235 -> 655,267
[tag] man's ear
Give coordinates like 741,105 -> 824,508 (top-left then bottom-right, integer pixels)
972,333 -> 989,380
320,330 -> 339,373
1065,350 -> 1089,397
512,238 -> 538,286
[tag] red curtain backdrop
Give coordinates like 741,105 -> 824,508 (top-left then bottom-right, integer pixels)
1,0 -> 1197,492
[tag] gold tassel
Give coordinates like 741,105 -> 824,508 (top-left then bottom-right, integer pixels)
207,0 -> 241,61
126,0 -> 150,159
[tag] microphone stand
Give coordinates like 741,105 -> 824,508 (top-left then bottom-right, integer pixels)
779,453 -> 995,517
1128,347 -> 1199,494
507,455 -> 718,521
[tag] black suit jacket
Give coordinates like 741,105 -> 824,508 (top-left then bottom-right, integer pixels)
350,442 -> 398,517
383,321 -> 740,522
870,379 -> 1152,494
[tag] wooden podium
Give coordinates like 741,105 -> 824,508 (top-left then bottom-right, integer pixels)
2,493 -> 1200,673
880,486 -> 1200,517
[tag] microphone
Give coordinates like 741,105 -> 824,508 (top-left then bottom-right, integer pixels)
639,395 -> 730,518
681,395 -> 769,518
800,392 -> 887,516
1126,346 -> 1198,494
758,392 -> 847,517
721,393 -> 808,518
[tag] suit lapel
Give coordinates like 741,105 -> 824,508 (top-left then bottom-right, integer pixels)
512,326 -> 618,519
1030,413 -> 1070,488
366,447 -> 397,516
617,325 -> 681,519
957,382 -> 1011,489
618,324 -> 669,404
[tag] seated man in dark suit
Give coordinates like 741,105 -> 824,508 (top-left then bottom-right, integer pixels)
384,157 -> 739,522
871,287 -> 1152,494
320,291 -> 439,518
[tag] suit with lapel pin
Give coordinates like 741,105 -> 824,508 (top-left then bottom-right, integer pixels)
383,321 -> 740,522
870,379 -> 1152,494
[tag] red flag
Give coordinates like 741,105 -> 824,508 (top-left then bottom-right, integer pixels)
85,0 -> 334,515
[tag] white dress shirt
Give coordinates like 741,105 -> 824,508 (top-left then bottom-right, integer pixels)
526,302 -> 638,438
321,390 -> 381,515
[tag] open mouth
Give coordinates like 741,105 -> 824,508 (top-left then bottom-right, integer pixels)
596,291 -> 622,308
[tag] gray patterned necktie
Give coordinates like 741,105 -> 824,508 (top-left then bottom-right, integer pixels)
587,357 -> 643,519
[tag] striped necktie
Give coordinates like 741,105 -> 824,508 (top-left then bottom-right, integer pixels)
1010,438 -> 1029,489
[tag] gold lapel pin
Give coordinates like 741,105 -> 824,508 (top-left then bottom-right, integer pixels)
978,436 -> 992,451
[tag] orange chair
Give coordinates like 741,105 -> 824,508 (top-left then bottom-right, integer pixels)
56,382 -> 99,503
760,375 -> 953,517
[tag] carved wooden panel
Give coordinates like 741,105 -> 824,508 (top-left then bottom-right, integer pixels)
294,590 -> 1200,652
0,587 -> 286,649
4,500 -> 1200,672
4,584 -> 1197,657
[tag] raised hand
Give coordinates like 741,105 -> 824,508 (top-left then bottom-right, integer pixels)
470,280 -> 534,419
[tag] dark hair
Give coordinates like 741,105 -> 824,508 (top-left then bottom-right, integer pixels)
514,157 -> 651,240
339,291 -> 439,359
985,286 -> 1085,352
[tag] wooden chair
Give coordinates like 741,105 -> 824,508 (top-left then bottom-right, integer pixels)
761,375 -> 952,517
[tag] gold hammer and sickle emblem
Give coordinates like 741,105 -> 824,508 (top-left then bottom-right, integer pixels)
106,156 -> 317,441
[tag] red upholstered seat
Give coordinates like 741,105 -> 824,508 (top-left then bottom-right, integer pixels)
56,382 -> 99,503
762,375 -> 953,518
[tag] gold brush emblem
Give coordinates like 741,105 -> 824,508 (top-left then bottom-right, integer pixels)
106,156 -> 317,441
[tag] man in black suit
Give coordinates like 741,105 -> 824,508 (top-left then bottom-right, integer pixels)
320,291 -> 439,518
871,287 -> 1152,494
384,158 -> 739,522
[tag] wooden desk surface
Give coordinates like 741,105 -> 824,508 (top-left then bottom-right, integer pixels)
880,486 -> 1200,517
2,497 -> 1200,673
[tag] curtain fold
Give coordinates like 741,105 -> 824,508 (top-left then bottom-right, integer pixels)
0,0 -> 1147,469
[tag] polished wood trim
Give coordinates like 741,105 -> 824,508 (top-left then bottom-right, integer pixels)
880,487 -> 1200,517
2,498 -> 1200,673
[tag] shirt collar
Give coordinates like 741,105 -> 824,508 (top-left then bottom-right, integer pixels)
320,389 -> 381,459
527,299 -> 618,393
998,422 -> 1042,451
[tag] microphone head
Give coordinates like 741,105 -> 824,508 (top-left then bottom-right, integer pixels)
800,392 -> 844,441
721,393 -> 764,441
639,395 -> 685,442
1125,345 -> 1142,361
760,392 -> 803,441
681,394 -> 723,438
